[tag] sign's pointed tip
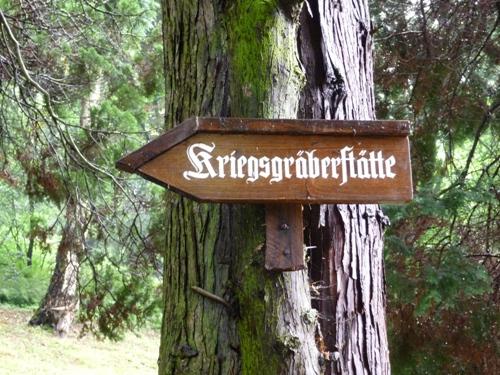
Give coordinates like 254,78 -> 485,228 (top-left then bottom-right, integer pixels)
115,158 -> 134,173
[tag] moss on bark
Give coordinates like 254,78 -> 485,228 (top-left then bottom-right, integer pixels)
228,0 -> 305,118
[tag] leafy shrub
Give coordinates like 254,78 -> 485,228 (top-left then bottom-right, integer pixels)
0,251 -> 54,307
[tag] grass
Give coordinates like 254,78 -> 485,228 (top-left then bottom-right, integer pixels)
0,304 -> 160,375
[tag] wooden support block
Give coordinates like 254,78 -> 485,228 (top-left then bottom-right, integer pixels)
265,204 -> 305,272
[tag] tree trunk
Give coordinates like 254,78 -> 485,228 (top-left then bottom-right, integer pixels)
300,1 -> 390,374
30,198 -> 83,336
29,78 -> 100,336
159,1 -> 389,374
160,1 -> 319,374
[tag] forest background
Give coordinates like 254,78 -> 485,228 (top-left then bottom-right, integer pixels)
0,0 -> 498,374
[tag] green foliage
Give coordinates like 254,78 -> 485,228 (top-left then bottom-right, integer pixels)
0,0 -> 164,337
374,0 -> 499,372
0,251 -> 53,307
79,263 -> 162,340
0,184 -> 56,306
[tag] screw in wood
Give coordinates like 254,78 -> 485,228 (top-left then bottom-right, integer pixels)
279,223 -> 290,231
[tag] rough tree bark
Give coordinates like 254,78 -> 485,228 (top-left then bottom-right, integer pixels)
300,1 -> 390,374
30,198 -> 83,336
159,0 -> 389,374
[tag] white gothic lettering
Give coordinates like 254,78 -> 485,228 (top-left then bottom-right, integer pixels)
183,142 -> 397,185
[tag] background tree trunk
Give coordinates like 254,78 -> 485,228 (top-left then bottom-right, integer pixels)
29,78 -> 100,336
159,0 -> 389,374
29,198 -> 83,336
300,1 -> 390,374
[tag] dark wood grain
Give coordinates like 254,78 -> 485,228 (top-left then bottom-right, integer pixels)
265,204 -> 305,271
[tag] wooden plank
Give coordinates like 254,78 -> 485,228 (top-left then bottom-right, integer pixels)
196,117 -> 410,136
265,204 -> 305,271
137,133 -> 413,203
116,117 -> 410,172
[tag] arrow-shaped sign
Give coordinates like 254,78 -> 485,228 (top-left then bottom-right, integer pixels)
116,117 -> 413,204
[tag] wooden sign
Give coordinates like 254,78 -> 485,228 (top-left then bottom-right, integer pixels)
117,117 -> 413,271
117,117 -> 412,203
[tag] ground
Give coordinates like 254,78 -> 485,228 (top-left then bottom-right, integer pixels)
0,305 -> 159,375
